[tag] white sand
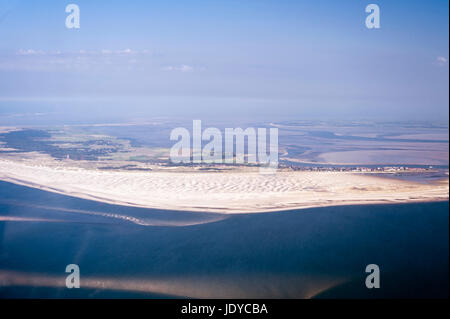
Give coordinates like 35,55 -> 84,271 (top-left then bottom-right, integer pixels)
0,159 -> 448,213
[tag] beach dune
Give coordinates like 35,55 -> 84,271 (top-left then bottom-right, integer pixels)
0,159 -> 448,213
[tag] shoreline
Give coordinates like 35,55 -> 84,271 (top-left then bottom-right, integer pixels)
0,159 -> 448,214
1,178 -> 449,216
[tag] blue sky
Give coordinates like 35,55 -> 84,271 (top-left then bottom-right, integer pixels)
0,0 -> 448,122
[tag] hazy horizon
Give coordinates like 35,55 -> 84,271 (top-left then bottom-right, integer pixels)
0,0 -> 448,123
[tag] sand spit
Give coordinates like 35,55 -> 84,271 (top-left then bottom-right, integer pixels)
0,159 -> 448,213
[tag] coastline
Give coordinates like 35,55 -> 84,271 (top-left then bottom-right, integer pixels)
0,159 -> 448,214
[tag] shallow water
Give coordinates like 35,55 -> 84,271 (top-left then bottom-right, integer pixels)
0,181 -> 448,298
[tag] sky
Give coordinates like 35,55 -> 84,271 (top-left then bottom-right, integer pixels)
0,0 -> 448,123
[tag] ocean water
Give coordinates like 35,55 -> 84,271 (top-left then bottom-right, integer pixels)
0,181 -> 448,298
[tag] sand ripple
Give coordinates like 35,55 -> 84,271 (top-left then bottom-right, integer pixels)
0,160 -> 448,213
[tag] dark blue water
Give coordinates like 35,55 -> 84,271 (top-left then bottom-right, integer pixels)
0,181 -> 448,298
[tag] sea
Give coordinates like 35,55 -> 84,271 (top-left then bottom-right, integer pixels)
0,181 -> 448,298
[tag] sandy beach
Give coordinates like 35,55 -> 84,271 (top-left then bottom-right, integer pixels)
0,159 -> 447,213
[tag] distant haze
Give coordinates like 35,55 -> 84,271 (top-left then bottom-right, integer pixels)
0,0 -> 448,124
